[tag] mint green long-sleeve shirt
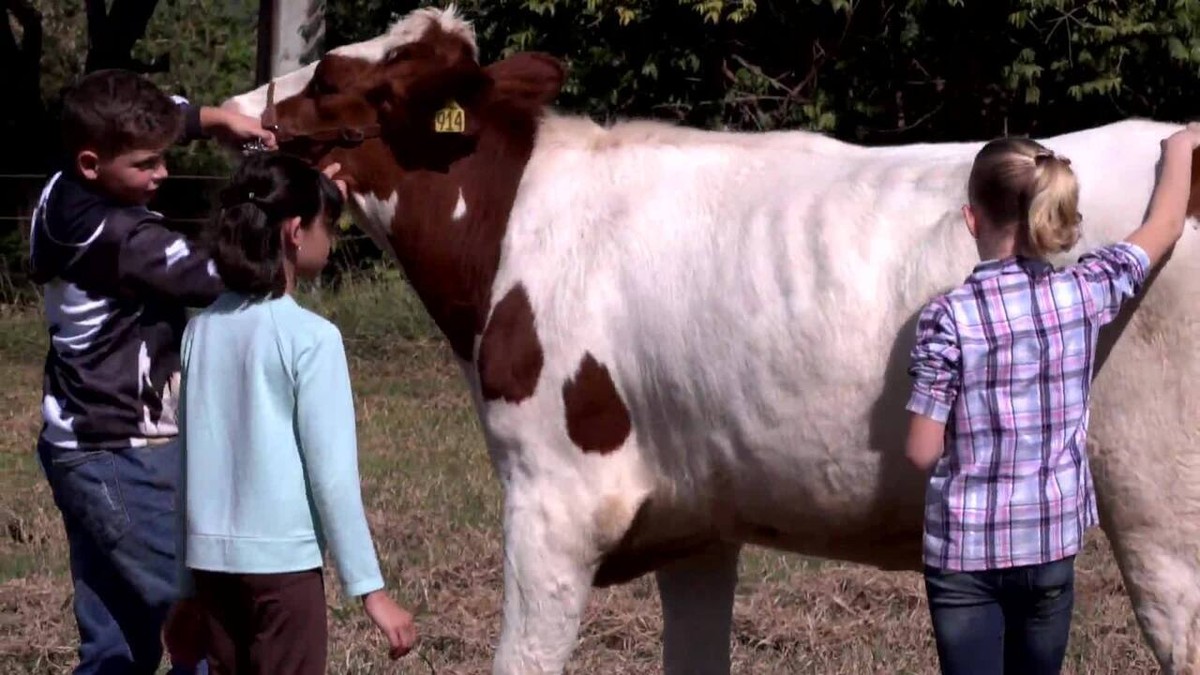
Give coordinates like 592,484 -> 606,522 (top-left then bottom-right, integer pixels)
180,292 -> 384,598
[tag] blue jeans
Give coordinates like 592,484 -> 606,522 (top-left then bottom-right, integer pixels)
38,439 -> 206,675
924,556 -> 1076,675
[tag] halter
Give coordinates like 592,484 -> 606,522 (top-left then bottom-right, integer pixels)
244,80 -> 383,153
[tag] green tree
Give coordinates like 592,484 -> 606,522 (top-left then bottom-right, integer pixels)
327,0 -> 1200,142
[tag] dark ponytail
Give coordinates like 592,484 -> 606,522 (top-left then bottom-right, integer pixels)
208,153 -> 345,299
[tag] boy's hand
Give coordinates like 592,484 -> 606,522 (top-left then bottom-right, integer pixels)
199,106 -> 277,150
362,590 -> 417,660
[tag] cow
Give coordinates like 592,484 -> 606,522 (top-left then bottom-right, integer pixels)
222,6 -> 1200,674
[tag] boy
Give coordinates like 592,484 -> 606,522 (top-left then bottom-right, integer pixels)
28,68 -> 274,675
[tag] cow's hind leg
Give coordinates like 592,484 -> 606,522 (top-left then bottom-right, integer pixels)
1090,357 -> 1200,672
1106,529 -> 1200,673
656,542 -> 742,675
492,490 -> 595,675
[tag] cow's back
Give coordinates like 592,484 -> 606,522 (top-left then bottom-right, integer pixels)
486,115 -> 1197,570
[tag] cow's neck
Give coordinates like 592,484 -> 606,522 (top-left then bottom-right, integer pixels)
356,118 -> 537,362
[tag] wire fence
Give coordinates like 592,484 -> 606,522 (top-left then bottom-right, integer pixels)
0,172 -> 227,219
0,173 -> 384,306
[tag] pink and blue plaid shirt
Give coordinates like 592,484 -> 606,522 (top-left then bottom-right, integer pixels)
907,242 -> 1150,572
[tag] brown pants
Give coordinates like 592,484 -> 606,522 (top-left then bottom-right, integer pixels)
193,568 -> 327,675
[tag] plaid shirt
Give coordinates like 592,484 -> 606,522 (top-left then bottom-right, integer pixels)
907,242 -> 1150,571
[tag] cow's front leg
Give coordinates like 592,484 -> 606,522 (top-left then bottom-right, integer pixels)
492,488 -> 595,675
657,542 -> 742,675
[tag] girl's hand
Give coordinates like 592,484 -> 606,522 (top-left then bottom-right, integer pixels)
322,162 -> 349,199
1128,122 -> 1198,266
1164,122 -> 1200,151
363,590 -> 417,659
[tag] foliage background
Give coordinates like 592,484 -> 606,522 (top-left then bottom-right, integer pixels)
330,0 -> 1200,141
2,0 -> 1198,300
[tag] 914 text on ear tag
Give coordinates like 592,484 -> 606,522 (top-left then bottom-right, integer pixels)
434,101 -> 466,133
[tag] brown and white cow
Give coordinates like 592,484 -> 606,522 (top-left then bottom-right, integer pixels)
223,6 -> 1200,674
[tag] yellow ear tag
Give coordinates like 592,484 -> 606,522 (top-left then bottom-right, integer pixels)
433,101 -> 466,133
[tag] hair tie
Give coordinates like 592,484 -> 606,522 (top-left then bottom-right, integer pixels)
219,189 -> 263,211
1034,151 -> 1070,167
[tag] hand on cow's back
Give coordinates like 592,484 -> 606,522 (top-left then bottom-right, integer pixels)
1126,123 -> 1200,268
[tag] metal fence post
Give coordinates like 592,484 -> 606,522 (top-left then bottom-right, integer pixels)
256,0 -> 325,84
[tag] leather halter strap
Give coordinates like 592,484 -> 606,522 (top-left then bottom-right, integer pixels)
259,80 -> 382,148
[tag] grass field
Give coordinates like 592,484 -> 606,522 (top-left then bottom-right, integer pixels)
0,273 -> 1161,673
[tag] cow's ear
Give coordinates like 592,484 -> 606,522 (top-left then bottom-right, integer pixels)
367,58 -> 486,172
483,52 -> 565,111
366,55 -> 488,117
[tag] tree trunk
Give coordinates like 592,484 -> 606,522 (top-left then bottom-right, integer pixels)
0,0 -> 45,172
84,0 -> 166,74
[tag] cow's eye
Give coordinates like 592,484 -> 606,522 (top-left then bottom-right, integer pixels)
385,46 -> 411,63
309,77 -> 337,96
386,43 -> 433,64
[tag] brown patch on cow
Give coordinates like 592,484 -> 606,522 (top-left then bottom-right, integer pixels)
594,540 -> 717,587
262,17 -> 566,361
727,514 -> 923,572
594,497 -> 924,587
593,498 -> 715,587
476,285 -> 543,403
1189,146 -> 1200,221
562,353 -> 632,454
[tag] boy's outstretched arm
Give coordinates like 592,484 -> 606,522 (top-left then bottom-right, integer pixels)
199,106 -> 278,150
173,96 -> 276,150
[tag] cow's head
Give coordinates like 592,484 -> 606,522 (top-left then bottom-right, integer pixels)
221,6 -> 565,362
222,6 -> 564,186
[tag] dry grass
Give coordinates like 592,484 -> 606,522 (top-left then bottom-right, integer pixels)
0,279 -> 1159,674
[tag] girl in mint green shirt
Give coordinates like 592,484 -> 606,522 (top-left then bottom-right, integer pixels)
180,153 -> 416,674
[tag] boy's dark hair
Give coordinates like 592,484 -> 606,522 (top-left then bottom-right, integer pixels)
61,69 -> 183,159
209,153 -> 345,299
